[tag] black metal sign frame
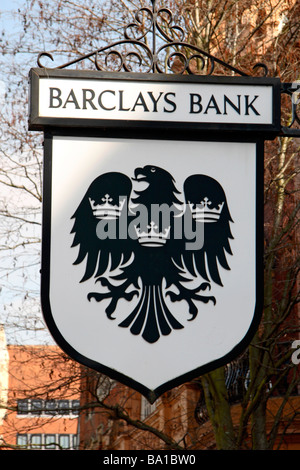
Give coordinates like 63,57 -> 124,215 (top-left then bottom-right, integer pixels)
41,127 -> 264,403
29,68 -> 281,139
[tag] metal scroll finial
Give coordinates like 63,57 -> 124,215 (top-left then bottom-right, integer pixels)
37,0 -> 269,77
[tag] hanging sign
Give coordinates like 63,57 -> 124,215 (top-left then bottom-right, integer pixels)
29,70 -> 279,402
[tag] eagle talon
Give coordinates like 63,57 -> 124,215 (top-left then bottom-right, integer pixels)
124,290 -> 139,301
199,282 -> 211,291
105,301 -> 117,319
95,277 -> 110,287
165,291 -> 178,302
166,284 -> 216,320
194,294 -> 216,305
187,301 -> 198,320
87,292 -> 110,302
87,283 -> 139,320
105,289 -> 139,317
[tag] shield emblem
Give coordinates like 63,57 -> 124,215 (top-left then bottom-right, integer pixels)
41,135 -> 263,402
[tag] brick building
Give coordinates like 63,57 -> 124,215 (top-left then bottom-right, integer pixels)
0,325 -> 80,450
77,367 -> 300,450
78,374 -> 203,450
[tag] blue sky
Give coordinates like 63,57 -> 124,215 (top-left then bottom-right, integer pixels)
0,0 -> 22,89
0,0 -> 21,23
0,0 -> 21,12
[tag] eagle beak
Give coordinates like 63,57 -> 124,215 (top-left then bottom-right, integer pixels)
132,167 -> 147,182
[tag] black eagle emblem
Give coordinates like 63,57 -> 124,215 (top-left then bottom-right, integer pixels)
70,166 -> 234,344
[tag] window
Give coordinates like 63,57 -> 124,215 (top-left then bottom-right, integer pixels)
31,399 -> 43,415
30,434 -> 42,449
59,434 -> 70,449
17,398 -> 80,417
71,400 -> 80,415
17,434 -> 28,448
58,400 -> 69,415
45,434 -> 56,450
17,399 -> 29,415
141,396 -> 156,420
45,400 -> 57,415
16,433 -> 78,450
72,434 -> 78,449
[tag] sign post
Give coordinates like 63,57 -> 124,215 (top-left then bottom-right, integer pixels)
29,3 -> 298,403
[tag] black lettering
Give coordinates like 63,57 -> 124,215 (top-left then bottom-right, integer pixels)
119,90 -> 130,111
131,92 -> 149,112
98,90 -> 116,111
190,93 -> 202,113
147,91 -> 163,112
63,89 -> 80,109
204,95 -> 221,114
163,92 -> 176,113
245,95 -> 260,115
82,89 -> 97,110
224,95 -> 241,114
49,87 -> 62,108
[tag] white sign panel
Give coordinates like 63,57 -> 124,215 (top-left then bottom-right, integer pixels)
38,77 -> 273,124
42,136 -> 262,401
29,70 -> 280,136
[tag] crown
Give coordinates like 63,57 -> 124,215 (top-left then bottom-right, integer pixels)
135,221 -> 170,247
188,197 -> 224,223
89,194 -> 125,219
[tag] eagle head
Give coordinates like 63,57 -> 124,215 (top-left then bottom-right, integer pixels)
133,165 -> 175,185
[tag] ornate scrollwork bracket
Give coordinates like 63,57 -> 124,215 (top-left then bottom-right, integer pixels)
37,0 -> 268,77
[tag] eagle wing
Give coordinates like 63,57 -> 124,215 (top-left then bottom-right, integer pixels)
177,174 -> 234,286
70,172 -> 134,283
